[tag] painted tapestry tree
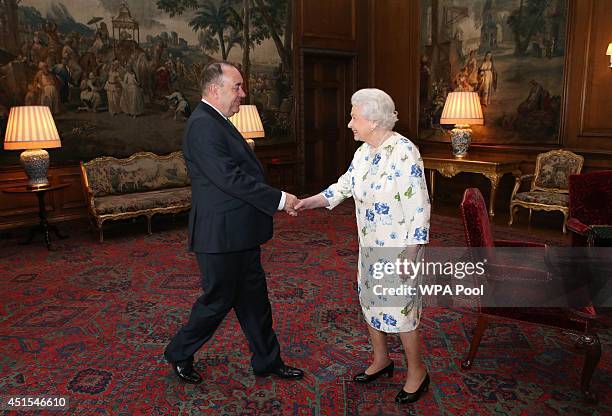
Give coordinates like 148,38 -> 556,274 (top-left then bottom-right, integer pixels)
156,0 -> 292,99
507,0 -> 549,56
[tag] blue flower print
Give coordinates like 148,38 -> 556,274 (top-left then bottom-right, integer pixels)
372,153 -> 381,165
323,188 -> 334,198
371,317 -> 382,329
400,138 -> 413,151
410,164 -> 423,177
365,209 -> 375,222
375,203 -> 390,215
375,202 -> 392,225
413,227 -> 428,242
368,263 -> 376,277
383,314 -> 397,326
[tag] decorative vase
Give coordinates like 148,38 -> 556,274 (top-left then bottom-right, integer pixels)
450,125 -> 472,158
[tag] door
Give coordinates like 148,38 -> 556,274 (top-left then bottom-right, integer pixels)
303,53 -> 356,192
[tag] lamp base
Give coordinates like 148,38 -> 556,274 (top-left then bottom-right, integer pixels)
20,149 -> 50,189
450,125 -> 472,158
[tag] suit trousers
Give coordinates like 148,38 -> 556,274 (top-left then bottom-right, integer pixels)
164,247 -> 282,373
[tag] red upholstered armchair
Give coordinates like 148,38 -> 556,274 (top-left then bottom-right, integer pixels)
568,170 -> 612,246
460,188 -> 602,403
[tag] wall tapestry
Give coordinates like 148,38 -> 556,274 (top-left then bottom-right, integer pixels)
419,0 -> 567,145
0,0 -> 293,165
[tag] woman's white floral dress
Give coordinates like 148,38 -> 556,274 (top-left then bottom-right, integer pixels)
321,133 -> 430,333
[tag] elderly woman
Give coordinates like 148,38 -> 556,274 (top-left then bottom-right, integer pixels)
296,88 -> 431,404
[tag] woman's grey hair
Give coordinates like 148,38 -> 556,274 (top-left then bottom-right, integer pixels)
351,88 -> 398,130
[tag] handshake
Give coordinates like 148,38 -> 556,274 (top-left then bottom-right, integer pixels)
282,192 -> 329,216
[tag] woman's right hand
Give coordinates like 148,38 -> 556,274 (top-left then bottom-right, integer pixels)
295,194 -> 329,211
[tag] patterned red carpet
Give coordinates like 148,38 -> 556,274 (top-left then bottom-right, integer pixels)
0,203 -> 609,415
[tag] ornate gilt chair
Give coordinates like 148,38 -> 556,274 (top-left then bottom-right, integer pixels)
461,188 -> 602,403
508,149 -> 584,233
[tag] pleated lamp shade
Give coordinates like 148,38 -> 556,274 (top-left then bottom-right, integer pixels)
4,106 -> 61,150
229,105 -> 265,139
440,92 -> 484,126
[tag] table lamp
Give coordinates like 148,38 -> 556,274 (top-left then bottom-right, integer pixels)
440,92 -> 483,158
229,104 -> 264,149
3,106 -> 61,188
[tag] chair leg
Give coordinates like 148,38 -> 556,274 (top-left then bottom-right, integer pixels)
98,221 -> 104,243
577,334 -> 601,404
462,315 -> 489,370
528,209 -> 532,225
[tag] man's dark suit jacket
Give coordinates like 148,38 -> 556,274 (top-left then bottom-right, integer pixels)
183,101 -> 282,253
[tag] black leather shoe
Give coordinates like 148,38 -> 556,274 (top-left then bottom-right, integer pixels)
255,364 -> 304,379
170,361 -> 203,384
395,373 -> 430,404
353,361 -> 394,383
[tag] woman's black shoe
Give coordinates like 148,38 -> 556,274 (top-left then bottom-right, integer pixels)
395,373 -> 430,404
353,361 -> 394,383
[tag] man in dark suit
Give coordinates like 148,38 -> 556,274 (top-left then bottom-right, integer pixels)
164,61 -> 303,383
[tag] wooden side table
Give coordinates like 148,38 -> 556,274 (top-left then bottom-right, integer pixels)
2,183 -> 70,250
422,153 -> 522,217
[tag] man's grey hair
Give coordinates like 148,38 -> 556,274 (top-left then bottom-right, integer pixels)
351,88 -> 398,130
200,61 -> 236,93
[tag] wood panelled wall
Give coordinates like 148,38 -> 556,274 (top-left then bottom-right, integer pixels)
294,0 -> 368,190
294,0 -> 612,201
563,0 -> 612,162
367,0 -> 419,139
2,0 -> 611,230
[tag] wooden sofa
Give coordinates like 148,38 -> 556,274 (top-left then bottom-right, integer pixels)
80,151 -> 191,242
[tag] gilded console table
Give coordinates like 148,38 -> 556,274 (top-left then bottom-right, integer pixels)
422,153 -> 522,217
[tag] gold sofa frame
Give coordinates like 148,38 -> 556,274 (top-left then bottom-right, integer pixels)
80,151 -> 191,242
508,149 -> 584,233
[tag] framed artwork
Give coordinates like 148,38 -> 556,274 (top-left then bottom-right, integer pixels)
419,0 -> 568,145
0,0 -> 293,165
